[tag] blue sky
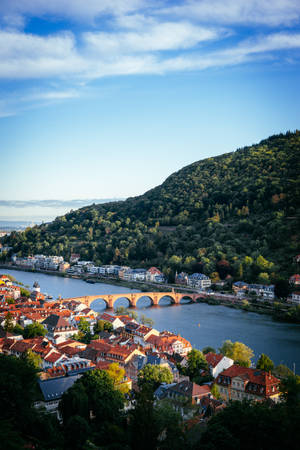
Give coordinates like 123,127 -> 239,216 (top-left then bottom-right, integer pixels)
1,0 -> 300,219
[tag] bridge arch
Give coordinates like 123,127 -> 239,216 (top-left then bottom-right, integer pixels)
135,295 -> 154,308
179,295 -> 194,304
157,294 -> 175,306
112,296 -> 134,309
89,296 -> 109,310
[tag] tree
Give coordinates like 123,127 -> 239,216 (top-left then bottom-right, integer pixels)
139,314 -> 154,327
129,387 -> 160,450
23,349 -> 42,369
138,364 -> 173,392
272,364 -> 294,379
185,349 -> 208,380
93,319 -> 113,334
64,415 -> 90,450
106,363 -> 129,394
219,340 -> 254,367
256,353 -> 274,372
114,306 -> 138,321
274,279 -> 291,299
0,354 -> 62,448
202,346 -> 216,355
280,375 -> 300,408
23,322 -> 46,339
258,272 -> 270,284
211,383 -> 221,399
197,399 -> 300,450
75,318 -> 92,343
20,287 -> 31,297
3,312 -> 14,332
60,369 -> 124,423
13,323 -> 24,335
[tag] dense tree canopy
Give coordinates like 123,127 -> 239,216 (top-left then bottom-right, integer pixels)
219,340 -> 254,367
23,322 -> 46,339
256,353 -> 274,372
184,349 -> 208,381
2,131 -> 300,283
138,364 -> 173,392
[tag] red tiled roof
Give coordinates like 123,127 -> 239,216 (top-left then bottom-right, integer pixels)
205,352 -> 224,368
44,351 -> 63,363
290,274 -> 300,281
217,365 -> 280,397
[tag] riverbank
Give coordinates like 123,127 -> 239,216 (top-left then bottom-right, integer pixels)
198,296 -> 300,324
1,263 -> 299,323
0,263 -> 194,295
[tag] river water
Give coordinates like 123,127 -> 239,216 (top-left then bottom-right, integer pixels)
3,268 -> 300,372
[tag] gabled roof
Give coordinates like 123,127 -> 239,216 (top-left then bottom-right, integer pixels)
217,365 -> 280,389
44,351 -> 64,363
42,314 -> 71,330
205,352 -> 224,368
38,375 -> 80,401
169,380 -> 211,398
99,312 -> 118,323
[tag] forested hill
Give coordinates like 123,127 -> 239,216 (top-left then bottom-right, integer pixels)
3,131 -> 300,282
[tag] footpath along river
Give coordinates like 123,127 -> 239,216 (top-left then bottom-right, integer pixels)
3,268 -> 300,372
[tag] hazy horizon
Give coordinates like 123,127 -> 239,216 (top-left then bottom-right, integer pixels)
0,198 -> 125,222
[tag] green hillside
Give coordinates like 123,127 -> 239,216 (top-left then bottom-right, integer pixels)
3,131 -> 300,282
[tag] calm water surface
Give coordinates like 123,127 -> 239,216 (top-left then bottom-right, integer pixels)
3,268 -> 300,372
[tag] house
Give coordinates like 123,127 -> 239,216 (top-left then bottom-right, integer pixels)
146,267 -> 166,283
35,375 -> 81,419
42,314 -> 77,343
131,268 -> 147,282
81,339 -> 144,366
98,312 -> 125,330
175,272 -> 188,285
70,254 -> 80,264
187,273 -> 211,290
289,274 -> 300,286
247,284 -> 275,300
216,365 -> 280,402
125,324 -> 160,347
43,351 -> 65,369
125,355 -> 147,381
233,281 -> 249,294
205,352 -> 234,378
291,292 -> 300,304
164,380 -> 212,405
59,262 -> 70,272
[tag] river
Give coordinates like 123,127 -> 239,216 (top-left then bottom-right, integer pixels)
3,268 -> 300,372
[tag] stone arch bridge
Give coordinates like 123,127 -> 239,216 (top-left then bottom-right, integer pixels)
61,292 -> 204,310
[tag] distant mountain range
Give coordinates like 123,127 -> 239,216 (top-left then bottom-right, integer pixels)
2,131 -> 300,282
0,199 -> 124,209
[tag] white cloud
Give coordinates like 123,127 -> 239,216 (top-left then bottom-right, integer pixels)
83,22 -> 221,54
0,30 -> 84,78
0,27 -> 300,81
0,0 -> 146,24
161,0 -> 300,27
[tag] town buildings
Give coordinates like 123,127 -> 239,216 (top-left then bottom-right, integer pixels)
216,365 -> 280,402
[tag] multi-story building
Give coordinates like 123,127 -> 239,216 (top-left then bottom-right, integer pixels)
216,365 -> 280,402
187,273 -> 211,290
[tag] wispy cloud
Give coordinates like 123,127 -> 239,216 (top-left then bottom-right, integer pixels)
1,27 -> 300,81
0,1 -> 300,117
0,0 -> 146,25
83,21 -> 221,54
161,0 -> 300,27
